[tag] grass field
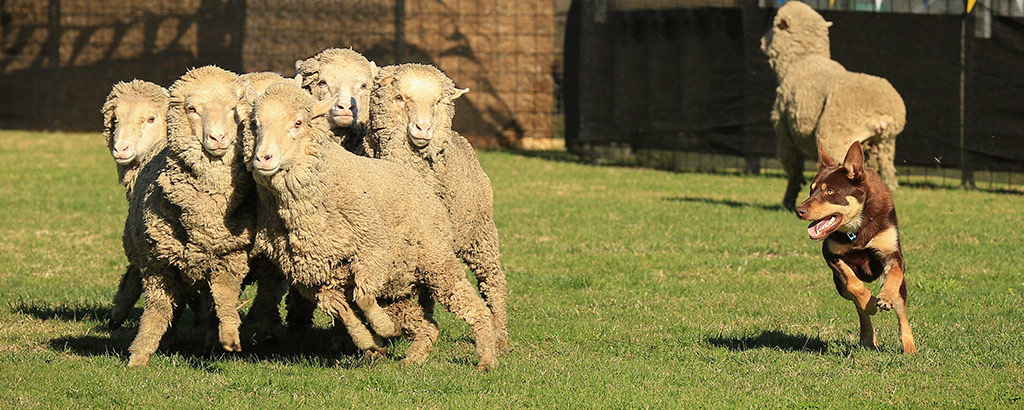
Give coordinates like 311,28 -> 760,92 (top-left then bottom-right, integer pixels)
1,130 -> 1022,407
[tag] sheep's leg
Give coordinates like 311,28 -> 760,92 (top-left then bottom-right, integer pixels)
777,125 -> 804,212
868,138 -> 899,191
127,272 -> 179,367
351,255 -> 401,338
109,264 -> 143,330
285,285 -> 315,336
246,257 -> 286,344
207,252 -> 246,352
295,284 -> 385,353
459,222 -> 510,353
422,258 -> 498,371
383,298 -> 439,365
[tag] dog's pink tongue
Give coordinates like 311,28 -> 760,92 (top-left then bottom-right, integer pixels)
807,216 -> 836,240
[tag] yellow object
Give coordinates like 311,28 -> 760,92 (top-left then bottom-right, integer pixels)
829,0 -> 835,7
968,0 -> 977,12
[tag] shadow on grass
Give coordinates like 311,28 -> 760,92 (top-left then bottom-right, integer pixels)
11,300 -> 387,369
706,330 -> 830,354
899,180 -> 1024,196
662,196 -> 788,212
12,301 -> 126,324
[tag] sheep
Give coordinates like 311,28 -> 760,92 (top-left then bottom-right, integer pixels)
245,82 -> 498,369
101,80 -> 177,330
762,1 -> 905,211
124,65 -> 268,366
296,48 -> 378,154
363,63 -> 510,351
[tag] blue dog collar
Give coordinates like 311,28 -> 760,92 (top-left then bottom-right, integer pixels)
847,231 -> 857,241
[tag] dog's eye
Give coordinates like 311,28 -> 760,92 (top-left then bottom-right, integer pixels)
293,120 -> 302,129
827,188 -> 835,195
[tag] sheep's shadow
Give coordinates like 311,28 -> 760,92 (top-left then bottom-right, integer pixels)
662,196 -> 788,212
11,300 -> 373,369
705,330 -> 830,354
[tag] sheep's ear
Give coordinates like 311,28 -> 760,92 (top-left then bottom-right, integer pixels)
312,98 -> 334,119
243,85 -> 258,105
294,59 -> 304,75
451,87 -> 469,101
841,141 -> 864,180
369,61 -> 379,78
379,75 -> 396,88
817,141 -> 837,170
777,17 -> 790,31
825,21 -> 833,28
161,87 -> 170,98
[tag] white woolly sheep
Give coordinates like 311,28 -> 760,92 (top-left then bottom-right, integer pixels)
364,63 -> 510,351
245,82 -> 498,369
763,1 -> 905,210
296,48 -> 378,154
124,66 -> 280,366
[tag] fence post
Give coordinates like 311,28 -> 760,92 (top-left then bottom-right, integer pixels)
47,0 -> 61,130
959,6 -> 977,188
395,0 -> 406,63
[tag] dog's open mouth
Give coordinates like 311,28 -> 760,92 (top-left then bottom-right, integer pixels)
807,214 -> 841,241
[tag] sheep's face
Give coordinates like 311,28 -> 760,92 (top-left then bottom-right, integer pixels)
183,90 -> 241,158
310,62 -> 375,129
252,97 -> 332,176
383,72 -> 468,148
109,96 -> 167,165
761,1 -> 831,62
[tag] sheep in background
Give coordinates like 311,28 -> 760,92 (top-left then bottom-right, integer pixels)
763,1 -> 905,211
246,82 -> 498,369
296,48 -> 378,154
124,66 -> 263,366
365,63 -> 510,351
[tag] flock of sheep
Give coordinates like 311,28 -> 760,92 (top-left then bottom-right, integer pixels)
101,48 -> 508,370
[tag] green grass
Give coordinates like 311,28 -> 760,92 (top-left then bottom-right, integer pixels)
1,130 -> 1022,407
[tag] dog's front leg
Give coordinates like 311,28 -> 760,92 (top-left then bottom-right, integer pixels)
830,259 -> 878,349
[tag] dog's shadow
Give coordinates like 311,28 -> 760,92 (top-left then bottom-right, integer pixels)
705,330 -> 831,354
663,196 -> 787,212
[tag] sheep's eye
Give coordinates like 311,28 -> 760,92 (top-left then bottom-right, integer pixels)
361,83 -> 368,89
186,106 -> 197,113
827,188 -> 835,195
318,80 -> 328,87
293,120 -> 302,128
395,94 -> 404,102
147,116 -> 156,123
112,116 -> 118,124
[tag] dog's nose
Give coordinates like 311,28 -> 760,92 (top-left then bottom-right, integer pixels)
795,206 -> 808,217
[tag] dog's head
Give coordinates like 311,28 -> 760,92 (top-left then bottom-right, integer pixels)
796,142 -> 868,241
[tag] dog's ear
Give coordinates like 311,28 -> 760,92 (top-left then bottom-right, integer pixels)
817,141 -> 837,170
842,141 -> 865,180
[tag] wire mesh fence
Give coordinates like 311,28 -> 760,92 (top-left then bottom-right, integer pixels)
0,0 -> 559,148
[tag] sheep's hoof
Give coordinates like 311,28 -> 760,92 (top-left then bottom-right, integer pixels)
220,326 -> 243,352
496,339 -> 511,355
399,356 -> 426,366
363,348 -> 387,361
476,356 -> 498,371
127,355 -> 149,367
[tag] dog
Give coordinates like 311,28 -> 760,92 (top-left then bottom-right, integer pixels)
796,141 -> 917,354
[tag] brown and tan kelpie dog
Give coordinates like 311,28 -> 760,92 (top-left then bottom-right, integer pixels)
796,141 -> 917,354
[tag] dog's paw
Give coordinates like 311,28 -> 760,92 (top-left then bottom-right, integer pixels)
876,292 -> 898,311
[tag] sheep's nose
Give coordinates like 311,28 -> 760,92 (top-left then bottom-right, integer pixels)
208,132 -> 226,144
113,143 -> 130,153
795,206 -> 808,217
261,153 -> 274,161
414,121 -> 432,132
336,99 -> 353,111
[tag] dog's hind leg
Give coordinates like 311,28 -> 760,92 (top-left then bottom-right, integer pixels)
831,260 -> 878,349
